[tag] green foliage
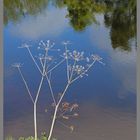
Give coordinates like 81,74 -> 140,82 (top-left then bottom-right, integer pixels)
104,0 -> 136,51
4,0 -> 136,51
5,136 -> 15,140
5,133 -> 57,140
40,132 -> 47,140
53,0 -> 106,31
4,0 -> 48,25
18,136 -> 34,140
57,0 -> 136,49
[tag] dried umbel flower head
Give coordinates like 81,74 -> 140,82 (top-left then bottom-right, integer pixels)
68,50 -> 84,61
18,43 -> 31,49
12,40 -> 104,140
91,54 -> 105,65
70,103 -> 79,112
62,102 -> 70,109
12,63 -> 22,68
69,65 -> 85,75
38,40 -> 55,51
91,54 -> 102,61
50,101 -> 79,133
56,102 -> 79,120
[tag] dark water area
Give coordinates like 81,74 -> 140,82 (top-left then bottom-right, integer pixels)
4,0 -> 136,140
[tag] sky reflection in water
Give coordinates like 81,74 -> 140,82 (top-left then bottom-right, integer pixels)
4,1 -> 136,139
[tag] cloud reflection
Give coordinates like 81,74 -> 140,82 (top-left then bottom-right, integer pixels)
11,8 -> 68,39
89,14 -> 136,98
111,47 -> 136,98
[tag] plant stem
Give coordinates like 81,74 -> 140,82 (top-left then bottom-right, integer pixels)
46,75 -> 56,106
47,59 -> 65,74
34,103 -> 37,140
33,68 -> 45,140
27,47 -> 42,75
65,46 -> 69,82
17,67 -> 34,103
48,105 -> 58,140
48,83 -> 70,140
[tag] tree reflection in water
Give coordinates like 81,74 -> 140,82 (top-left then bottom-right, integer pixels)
53,0 -> 106,31
4,0 -> 136,51
4,0 -> 48,25
104,0 -> 136,51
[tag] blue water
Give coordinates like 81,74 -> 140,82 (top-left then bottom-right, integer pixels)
4,1 -> 136,140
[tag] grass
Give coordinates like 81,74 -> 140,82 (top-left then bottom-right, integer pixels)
5,133 -> 57,140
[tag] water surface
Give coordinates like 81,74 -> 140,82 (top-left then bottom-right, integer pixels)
4,0 -> 136,140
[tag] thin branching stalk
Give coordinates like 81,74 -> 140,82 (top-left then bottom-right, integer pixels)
33,103 -> 37,140
47,58 -> 77,140
48,83 -> 70,140
27,47 -> 42,75
69,60 -> 76,82
39,58 -> 56,105
16,46 -> 48,140
33,75 -> 44,140
65,46 -> 70,82
13,40 -> 103,140
46,75 -> 56,106
47,57 -> 100,140
33,49 -> 48,140
34,75 -> 45,104
49,71 -> 52,81
47,105 -> 58,140
47,59 -> 65,74
17,67 -> 34,103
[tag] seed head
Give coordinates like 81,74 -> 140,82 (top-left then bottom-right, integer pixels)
91,54 -> 105,65
68,50 -> 84,61
38,40 -> 55,51
18,43 -> 31,49
69,65 -> 85,75
12,63 -> 22,68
